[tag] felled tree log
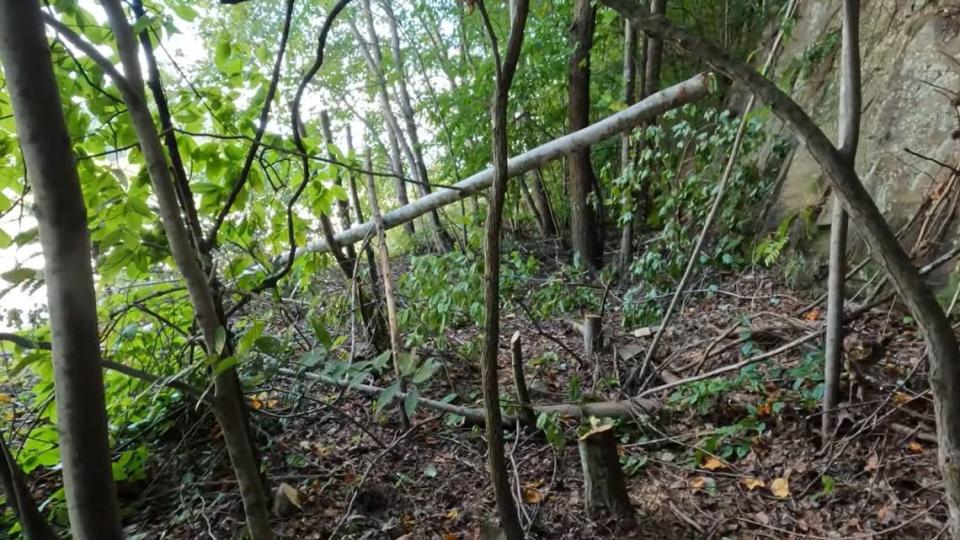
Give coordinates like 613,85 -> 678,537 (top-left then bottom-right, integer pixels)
290,73 -> 715,260
578,425 -> 636,525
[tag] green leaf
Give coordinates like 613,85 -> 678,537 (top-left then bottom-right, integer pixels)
1,267 -> 36,285
301,349 -> 326,368
254,336 -> 284,355
375,381 -> 401,414
214,326 -> 227,355
403,386 -> 420,418
310,318 -> 332,350
215,38 -> 232,72
171,3 -> 199,21
0,228 -> 11,249
412,358 -> 440,384
397,350 -> 417,377
214,355 -> 238,377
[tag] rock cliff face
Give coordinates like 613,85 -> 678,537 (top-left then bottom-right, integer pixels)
763,0 -> 960,265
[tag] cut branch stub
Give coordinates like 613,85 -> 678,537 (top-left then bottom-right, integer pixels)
584,314 -> 602,359
578,424 -> 636,526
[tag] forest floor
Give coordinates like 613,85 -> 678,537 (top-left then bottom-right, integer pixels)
119,251 -> 948,539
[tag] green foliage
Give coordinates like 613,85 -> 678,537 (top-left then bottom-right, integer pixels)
617,105 -> 775,326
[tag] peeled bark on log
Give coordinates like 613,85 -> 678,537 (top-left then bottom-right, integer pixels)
578,425 -> 637,525
294,73 -> 714,260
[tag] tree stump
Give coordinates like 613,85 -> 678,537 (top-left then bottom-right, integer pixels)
578,425 -> 636,526
583,314 -> 602,358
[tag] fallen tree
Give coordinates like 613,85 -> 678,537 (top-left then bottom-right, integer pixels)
290,72 -> 715,259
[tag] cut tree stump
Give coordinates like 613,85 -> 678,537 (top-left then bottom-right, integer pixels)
510,331 -> 536,425
584,314 -> 602,359
578,425 -> 636,526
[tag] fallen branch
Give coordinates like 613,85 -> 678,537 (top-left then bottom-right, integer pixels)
286,73 -> 715,261
277,368 -> 660,425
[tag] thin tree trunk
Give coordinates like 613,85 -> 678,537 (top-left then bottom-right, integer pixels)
567,0 -> 603,269
620,0 -> 666,274
0,434 -> 57,540
823,0 -> 861,443
321,113 -> 387,350
346,125 -> 386,338
365,148 -> 410,427
518,175 -> 545,234
617,18 -> 639,273
601,1 -> 960,534
97,2 -> 273,537
382,0 -> 454,252
352,4 -> 441,246
477,0 -> 530,536
349,17 -> 415,236
531,168 -> 558,236
0,3 -> 123,537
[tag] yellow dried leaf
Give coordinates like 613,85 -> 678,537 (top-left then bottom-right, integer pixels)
441,533 -> 459,540
701,457 -> 726,471
445,508 -> 460,522
0,394 -> 12,404
743,477 -> 765,491
277,482 -> 301,509
250,397 -> 263,409
804,309 -> 820,321
892,392 -> 911,406
907,441 -> 924,454
770,477 -> 790,498
690,477 -> 707,491
522,486 -> 543,503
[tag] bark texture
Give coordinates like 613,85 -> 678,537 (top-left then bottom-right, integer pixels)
823,0 -> 861,441
477,0 -> 530,535
0,2 -> 123,537
567,0 -> 603,269
98,2 -> 273,537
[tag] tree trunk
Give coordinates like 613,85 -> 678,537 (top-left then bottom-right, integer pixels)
98,2 -> 273,537
352,3 -> 445,248
600,1 -> 960,534
366,148 -> 410,428
347,126 -> 389,351
0,431 -> 58,539
531,169 -> 558,236
348,17 -> 415,237
477,0 -> 530,536
823,0 -> 861,443
510,332 -> 536,425
619,0 -> 666,274
617,19 -> 639,273
567,0 -> 603,269
518,175 -> 546,234
578,425 -> 636,526
0,3 -> 124,537
382,0 -> 455,252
